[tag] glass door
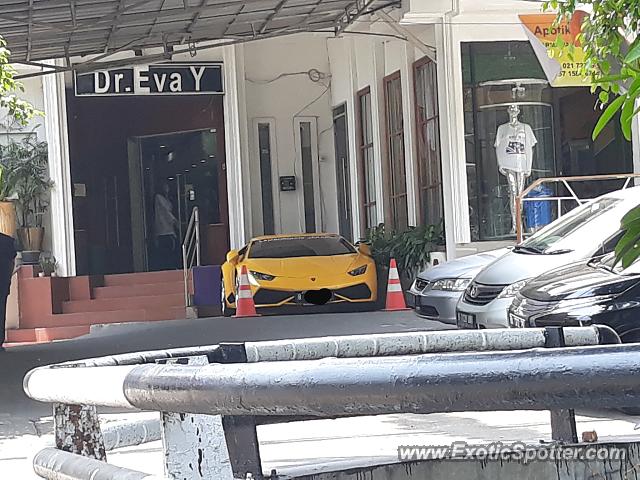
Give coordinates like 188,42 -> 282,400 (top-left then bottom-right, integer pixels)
129,128 -> 220,271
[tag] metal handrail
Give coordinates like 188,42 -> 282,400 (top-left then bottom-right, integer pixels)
23,327 -> 626,480
181,207 -> 201,307
515,173 -> 640,243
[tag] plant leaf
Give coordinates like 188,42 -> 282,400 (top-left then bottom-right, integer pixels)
621,98 -> 635,140
593,94 -> 625,140
625,38 -> 640,64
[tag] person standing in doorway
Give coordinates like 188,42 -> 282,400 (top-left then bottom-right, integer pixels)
0,233 -> 17,351
154,183 -> 180,270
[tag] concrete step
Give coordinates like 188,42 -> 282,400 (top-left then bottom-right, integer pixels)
104,270 -> 183,287
4,341 -> 40,348
62,293 -> 184,314
93,281 -> 184,299
20,306 -> 186,329
5,325 -> 90,343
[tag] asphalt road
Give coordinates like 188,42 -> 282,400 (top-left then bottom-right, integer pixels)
0,310 -> 452,417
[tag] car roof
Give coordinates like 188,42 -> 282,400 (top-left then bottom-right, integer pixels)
600,185 -> 640,201
251,233 -> 341,241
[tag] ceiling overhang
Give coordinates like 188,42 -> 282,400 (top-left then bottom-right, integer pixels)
1,0 -> 398,73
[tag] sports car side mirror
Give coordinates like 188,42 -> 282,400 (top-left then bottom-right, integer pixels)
226,249 -> 240,263
357,243 -> 372,256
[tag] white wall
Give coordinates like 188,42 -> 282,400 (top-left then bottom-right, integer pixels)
328,19 -> 437,240
242,35 -> 338,236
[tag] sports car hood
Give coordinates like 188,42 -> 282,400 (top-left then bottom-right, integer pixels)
520,262 -> 640,302
417,248 -> 510,282
242,254 -> 363,278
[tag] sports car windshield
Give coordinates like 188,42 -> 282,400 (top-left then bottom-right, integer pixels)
248,236 -> 356,259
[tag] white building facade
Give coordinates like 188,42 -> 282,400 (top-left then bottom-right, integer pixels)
8,0 -> 640,277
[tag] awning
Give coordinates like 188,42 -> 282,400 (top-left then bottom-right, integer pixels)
1,0 -> 395,66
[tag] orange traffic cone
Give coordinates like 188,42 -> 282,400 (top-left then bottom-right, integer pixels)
234,265 -> 261,317
384,258 -> 410,311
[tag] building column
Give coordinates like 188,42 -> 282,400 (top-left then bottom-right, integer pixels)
371,39 -> 387,225
400,42 -> 418,227
346,37 -> 363,240
435,20 -> 470,259
43,60 -> 76,276
223,45 -> 251,248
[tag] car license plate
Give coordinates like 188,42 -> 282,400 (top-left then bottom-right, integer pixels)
509,313 -> 527,328
456,312 -> 477,329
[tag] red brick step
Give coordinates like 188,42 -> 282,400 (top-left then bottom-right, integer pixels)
104,270 -> 183,287
93,282 -> 184,299
62,293 -> 184,314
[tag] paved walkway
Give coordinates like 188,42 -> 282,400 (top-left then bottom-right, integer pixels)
3,409 -> 640,478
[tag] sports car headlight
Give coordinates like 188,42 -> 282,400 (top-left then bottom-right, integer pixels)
348,265 -> 368,276
431,278 -> 471,292
249,270 -> 276,282
496,279 -> 531,299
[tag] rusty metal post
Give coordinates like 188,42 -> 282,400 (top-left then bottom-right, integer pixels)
217,343 -> 264,480
545,327 -> 578,443
54,403 -> 106,461
158,355 -> 233,480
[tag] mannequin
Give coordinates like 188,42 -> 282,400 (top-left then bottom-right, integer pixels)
494,104 -> 537,233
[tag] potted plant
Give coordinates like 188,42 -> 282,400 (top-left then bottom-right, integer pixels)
38,254 -> 58,277
1,137 -> 52,264
366,222 -> 444,305
0,162 -> 17,238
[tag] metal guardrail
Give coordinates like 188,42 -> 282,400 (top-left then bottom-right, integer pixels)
515,173 -> 640,243
23,327 -> 628,480
181,207 -> 201,307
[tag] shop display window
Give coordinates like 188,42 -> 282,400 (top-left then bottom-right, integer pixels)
462,41 -> 633,242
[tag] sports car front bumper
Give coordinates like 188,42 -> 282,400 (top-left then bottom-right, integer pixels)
252,282 -> 373,307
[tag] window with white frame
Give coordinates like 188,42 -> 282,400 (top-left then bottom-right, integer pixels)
357,87 -> 377,232
384,71 -> 408,232
414,57 -> 444,228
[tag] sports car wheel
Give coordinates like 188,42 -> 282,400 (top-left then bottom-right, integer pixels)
221,279 -> 235,317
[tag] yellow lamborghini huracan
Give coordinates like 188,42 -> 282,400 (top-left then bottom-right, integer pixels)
221,233 -> 377,316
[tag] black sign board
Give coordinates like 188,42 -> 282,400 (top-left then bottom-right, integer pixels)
74,63 -> 223,96
279,176 -> 296,191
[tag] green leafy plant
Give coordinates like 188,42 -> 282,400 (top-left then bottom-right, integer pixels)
0,136 -> 52,228
39,254 -> 57,276
0,35 -> 42,126
0,163 -> 17,202
545,2 -> 640,268
365,222 -> 444,280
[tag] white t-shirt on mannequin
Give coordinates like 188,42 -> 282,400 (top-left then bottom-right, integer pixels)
494,122 -> 537,174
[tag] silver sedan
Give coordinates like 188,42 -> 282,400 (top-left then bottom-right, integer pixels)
407,248 -> 510,324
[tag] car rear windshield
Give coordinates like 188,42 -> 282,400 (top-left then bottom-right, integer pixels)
521,197 -> 622,253
248,236 -> 356,259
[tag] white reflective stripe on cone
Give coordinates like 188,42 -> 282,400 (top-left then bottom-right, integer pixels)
389,269 -> 400,280
238,289 -> 253,299
387,283 -> 403,292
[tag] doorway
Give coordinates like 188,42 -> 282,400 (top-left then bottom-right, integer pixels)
128,129 -> 225,272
